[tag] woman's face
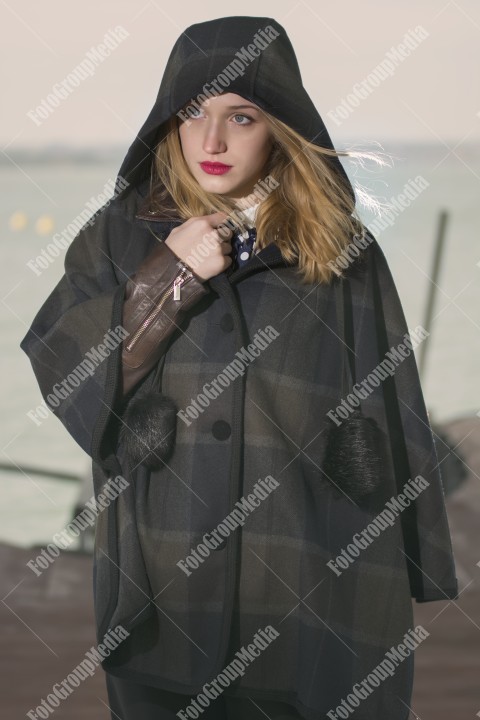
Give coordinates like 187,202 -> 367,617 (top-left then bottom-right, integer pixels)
178,92 -> 274,202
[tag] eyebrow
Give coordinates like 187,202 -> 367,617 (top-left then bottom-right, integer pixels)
225,104 -> 259,110
183,102 -> 261,114
190,103 -> 260,112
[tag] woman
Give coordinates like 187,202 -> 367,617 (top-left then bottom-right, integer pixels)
21,15 -> 458,720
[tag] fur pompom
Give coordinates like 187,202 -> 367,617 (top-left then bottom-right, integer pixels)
322,409 -> 384,501
119,392 -> 178,470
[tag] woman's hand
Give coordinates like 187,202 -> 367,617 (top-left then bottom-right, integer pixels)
164,212 -> 234,281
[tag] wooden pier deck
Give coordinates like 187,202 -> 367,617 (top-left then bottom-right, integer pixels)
1,415 -> 479,719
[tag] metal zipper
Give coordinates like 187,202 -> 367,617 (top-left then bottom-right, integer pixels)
125,264 -> 194,353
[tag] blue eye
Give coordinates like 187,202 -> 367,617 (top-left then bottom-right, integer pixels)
183,108 -> 253,124
233,114 -> 252,125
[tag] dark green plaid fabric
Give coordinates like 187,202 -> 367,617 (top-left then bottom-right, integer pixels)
21,184 -> 458,719
20,15 -> 458,720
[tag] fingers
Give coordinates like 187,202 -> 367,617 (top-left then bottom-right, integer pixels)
219,241 -> 233,256
208,212 -> 235,240
205,217 -> 233,248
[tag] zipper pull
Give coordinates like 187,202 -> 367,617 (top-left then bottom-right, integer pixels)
173,276 -> 182,301
173,266 -> 193,301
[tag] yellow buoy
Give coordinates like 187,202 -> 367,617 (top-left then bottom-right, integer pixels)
9,211 -> 28,231
35,215 -> 55,235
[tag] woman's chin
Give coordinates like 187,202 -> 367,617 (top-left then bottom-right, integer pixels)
205,180 -> 258,200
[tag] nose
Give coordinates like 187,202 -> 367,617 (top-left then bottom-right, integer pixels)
202,120 -> 227,155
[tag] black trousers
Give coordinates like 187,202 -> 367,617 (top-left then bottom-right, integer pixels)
105,672 -> 303,719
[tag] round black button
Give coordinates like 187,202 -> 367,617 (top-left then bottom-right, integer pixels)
211,420 -> 231,440
213,538 -> 228,551
219,313 -> 234,332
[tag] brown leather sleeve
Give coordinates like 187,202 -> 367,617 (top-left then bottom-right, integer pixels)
121,241 -> 210,396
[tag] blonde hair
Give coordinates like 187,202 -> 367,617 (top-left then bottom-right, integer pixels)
148,111 -> 377,285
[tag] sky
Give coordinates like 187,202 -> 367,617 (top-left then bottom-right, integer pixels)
1,0 -> 479,151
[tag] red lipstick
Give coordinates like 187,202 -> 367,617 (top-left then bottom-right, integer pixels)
200,162 -> 232,175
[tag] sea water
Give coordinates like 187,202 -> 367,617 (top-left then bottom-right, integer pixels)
1,143 -> 479,545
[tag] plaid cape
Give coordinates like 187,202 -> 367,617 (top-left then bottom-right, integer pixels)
20,15 -> 458,720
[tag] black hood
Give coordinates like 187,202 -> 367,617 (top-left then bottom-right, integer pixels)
116,15 -> 355,204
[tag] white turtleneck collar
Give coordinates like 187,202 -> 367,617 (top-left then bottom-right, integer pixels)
232,200 -> 262,255
239,201 -> 260,228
